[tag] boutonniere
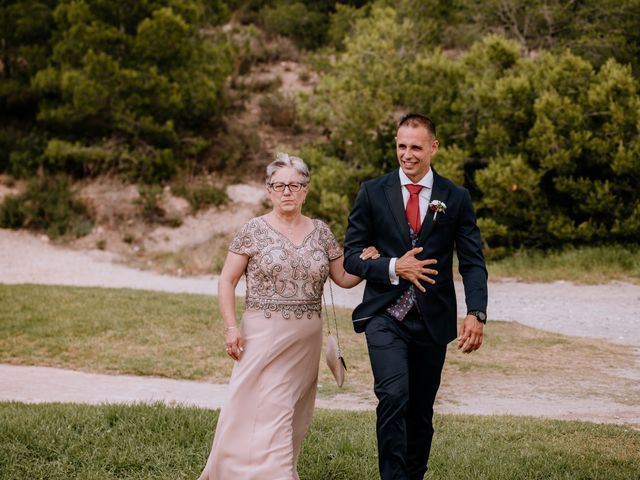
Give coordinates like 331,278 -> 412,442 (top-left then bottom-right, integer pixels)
429,200 -> 447,220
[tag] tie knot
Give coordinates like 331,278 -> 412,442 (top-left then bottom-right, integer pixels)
406,184 -> 423,195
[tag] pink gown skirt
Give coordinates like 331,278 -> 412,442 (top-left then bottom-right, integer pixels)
198,308 -> 323,480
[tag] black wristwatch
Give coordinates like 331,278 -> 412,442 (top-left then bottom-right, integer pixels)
468,310 -> 487,324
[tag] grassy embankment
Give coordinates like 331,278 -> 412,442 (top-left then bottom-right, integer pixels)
488,245 -> 640,283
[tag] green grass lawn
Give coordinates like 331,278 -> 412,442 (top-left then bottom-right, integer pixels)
1,402 -> 638,480
0,284 -> 232,381
0,283 -> 376,396
2,284 -> 639,478
2,283 -> 638,407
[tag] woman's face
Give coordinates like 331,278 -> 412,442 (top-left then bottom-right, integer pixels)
267,166 -> 309,215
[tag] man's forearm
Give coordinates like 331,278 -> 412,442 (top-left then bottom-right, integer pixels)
344,250 -> 392,284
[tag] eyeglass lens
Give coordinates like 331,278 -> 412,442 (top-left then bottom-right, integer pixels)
271,183 -> 304,192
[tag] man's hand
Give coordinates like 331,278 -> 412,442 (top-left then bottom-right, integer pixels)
395,247 -> 438,292
457,315 -> 484,353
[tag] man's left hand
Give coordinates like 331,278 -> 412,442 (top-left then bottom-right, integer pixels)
457,315 -> 484,353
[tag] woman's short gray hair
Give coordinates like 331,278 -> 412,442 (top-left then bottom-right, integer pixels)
265,152 -> 310,184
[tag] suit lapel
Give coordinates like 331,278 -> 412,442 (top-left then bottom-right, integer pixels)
383,173 -> 412,249
418,170 -> 450,244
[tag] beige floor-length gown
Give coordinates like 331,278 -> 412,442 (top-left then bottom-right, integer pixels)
198,216 -> 342,480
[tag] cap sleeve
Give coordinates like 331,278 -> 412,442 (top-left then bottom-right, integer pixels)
316,220 -> 343,261
229,219 -> 259,257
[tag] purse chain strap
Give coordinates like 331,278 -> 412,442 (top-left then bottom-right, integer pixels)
322,279 -> 342,353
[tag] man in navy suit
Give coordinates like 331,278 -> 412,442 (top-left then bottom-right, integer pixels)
344,113 -> 488,479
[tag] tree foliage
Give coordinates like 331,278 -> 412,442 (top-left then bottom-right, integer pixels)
1,0 -> 232,181
2,1 -> 640,251
457,0 -> 640,73
0,175 -> 92,238
301,8 -> 640,252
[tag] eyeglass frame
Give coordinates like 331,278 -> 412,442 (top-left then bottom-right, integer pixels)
267,182 -> 308,192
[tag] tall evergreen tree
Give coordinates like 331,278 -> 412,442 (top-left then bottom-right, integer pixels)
3,0 -> 232,181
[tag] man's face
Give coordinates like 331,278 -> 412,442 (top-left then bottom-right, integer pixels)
396,124 -> 439,183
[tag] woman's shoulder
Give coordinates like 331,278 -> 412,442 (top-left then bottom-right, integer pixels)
310,218 -> 342,257
311,218 -> 339,242
232,216 -> 266,239
229,217 -> 266,254
240,216 -> 265,229
311,217 -> 332,232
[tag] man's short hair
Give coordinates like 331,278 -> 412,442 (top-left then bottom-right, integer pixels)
398,113 -> 436,137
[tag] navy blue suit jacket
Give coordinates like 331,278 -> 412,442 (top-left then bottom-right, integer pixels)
343,168 -> 488,345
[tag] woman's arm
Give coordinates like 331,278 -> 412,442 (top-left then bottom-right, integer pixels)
330,247 -> 380,288
218,251 -> 249,360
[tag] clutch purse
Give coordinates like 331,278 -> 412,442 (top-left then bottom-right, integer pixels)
323,280 -> 347,387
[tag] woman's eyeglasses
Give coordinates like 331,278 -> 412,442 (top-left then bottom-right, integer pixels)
268,182 -> 307,192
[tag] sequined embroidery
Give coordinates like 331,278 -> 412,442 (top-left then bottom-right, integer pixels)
229,217 -> 342,319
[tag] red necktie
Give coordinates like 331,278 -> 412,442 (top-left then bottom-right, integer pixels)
405,184 -> 423,234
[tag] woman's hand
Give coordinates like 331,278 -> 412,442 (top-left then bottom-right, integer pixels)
330,245 -> 380,288
360,246 -> 381,261
225,326 -> 245,360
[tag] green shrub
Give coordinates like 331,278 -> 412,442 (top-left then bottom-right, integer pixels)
0,126 -> 23,172
0,195 -> 26,229
172,181 -> 228,211
40,139 -> 191,183
7,131 -> 49,178
206,122 -> 265,173
299,144 -> 378,241
125,148 -> 181,184
3,0 -> 233,183
135,185 -> 164,223
247,75 -> 283,93
0,175 -> 92,239
327,3 -> 368,50
230,24 -> 299,77
302,19 -> 640,250
260,2 -> 327,50
43,139 -> 121,177
259,92 -> 297,128
298,69 -> 311,82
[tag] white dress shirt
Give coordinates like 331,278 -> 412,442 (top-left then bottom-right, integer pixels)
388,168 -> 434,284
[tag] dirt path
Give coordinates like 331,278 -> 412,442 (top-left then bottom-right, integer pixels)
0,364 -> 374,412
1,227 -> 639,427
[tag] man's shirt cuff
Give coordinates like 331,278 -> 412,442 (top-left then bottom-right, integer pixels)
389,257 -> 399,285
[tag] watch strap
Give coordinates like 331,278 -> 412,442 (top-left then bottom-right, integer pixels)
468,310 -> 487,323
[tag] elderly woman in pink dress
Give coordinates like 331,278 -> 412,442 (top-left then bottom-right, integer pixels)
198,153 -> 378,480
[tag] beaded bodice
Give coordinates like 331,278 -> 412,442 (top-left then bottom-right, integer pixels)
229,217 -> 342,319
